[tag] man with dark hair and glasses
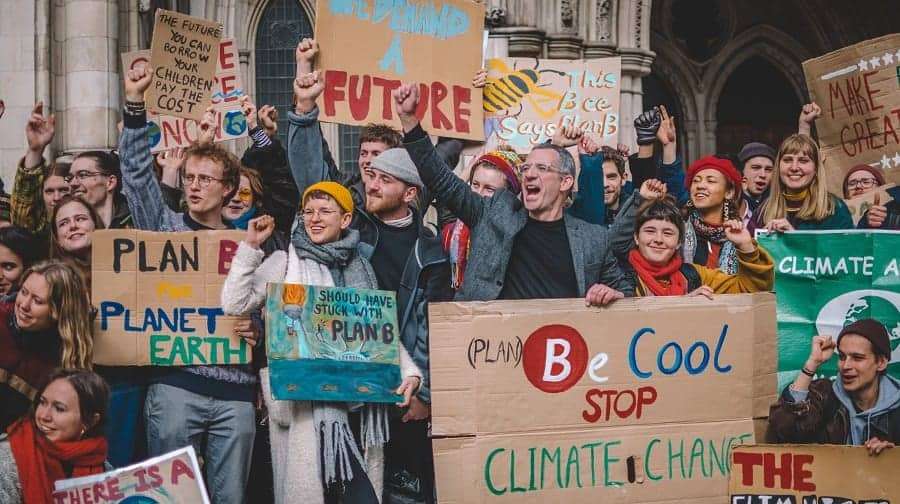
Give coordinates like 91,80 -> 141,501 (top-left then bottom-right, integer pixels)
68,150 -> 133,228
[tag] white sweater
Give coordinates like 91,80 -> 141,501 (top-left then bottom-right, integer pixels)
220,241 -> 420,504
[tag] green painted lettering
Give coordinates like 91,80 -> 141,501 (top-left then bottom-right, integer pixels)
222,337 -> 248,363
188,335 -> 208,365
169,336 -> 189,364
645,438 -> 662,481
149,334 -> 172,365
668,439 -> 686,480
510,449 -> 526,493
565,445 -> 582,488
580,442 -> 602,486
688,438 -> 708,478
603,440 -> 622,487
484,448 -> 506,495
540,447 -> 562,489
528,447 -> 537,490
709,438 -> 728,476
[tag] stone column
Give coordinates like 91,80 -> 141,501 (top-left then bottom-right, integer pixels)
613,0 -> 654,153
62,0 -> 119,153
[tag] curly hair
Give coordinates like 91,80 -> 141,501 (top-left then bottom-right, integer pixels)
183,143 -> 241,201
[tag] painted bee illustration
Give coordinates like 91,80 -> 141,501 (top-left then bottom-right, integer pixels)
483,59 -> 566,120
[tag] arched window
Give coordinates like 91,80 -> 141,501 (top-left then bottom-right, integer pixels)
254,0 -> 313,146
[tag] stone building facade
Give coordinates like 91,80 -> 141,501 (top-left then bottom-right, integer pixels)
0,0 -> 895,185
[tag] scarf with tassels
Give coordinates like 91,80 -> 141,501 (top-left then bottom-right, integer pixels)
441,220 -> 470,289
682,210 -> 738,274
289,224 -> 388,489
7,418 -> 107,504
628,249 -> 688,296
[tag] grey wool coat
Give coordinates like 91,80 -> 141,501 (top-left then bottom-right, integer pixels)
402,127 -> 638,301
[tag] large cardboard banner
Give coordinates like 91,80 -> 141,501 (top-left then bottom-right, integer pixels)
483,57 -> 621,154
802,33 -> 900,194
313,0 -> 485,141
122,39 -> 248,152
53,446 -> 210,504
729,444 -> 899,503
266,284 -> 401,403
757,231 -> 900,391
429,294 -> 776,503
91,229 -> 249,366
147,9 -> 223,120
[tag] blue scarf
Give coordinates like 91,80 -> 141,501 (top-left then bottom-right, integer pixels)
229,206 -> 257,230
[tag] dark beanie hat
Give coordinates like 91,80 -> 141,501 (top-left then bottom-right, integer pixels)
837,319 -> 891,359
738,142 -> 776,166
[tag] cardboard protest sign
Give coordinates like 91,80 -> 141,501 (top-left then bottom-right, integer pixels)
758,231 -> 900,390
802,33 -> 900,194
122,40 -> 247,152
91,229 -> 249,366
266,284 -> 401,402
729,444 -> 899,503
313,0 -> 485,141
843,183 -> 896,225
429,294 -> 776,503
147,9 -> 223,120
54,446 -> 210,504
483,57 -> 621,154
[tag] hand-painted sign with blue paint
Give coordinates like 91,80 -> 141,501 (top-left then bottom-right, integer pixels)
314,0 -> 485,140
91,229 -> 249,366
266,283 -> 402,403
483,57 -> 622,154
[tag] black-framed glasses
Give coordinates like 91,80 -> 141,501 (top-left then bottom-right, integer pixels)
846,178 -> 878,189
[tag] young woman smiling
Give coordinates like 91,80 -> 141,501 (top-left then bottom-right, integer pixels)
0,261 -> 94,432
0,369 -> 109,504
621,181 -> 773,297
681,155 -> 746,274
0,226 -> 43,300
754,134 -> 853,232
49,196 -> 103,292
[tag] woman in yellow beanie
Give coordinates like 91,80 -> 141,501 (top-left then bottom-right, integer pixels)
220,181 -> 422,504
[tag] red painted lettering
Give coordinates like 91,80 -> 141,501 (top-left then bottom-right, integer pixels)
147,464 -> 163,487
762,453 -> 792,489
581,385 -> 658,422
373,77 -> 401,120
348,74 -> 372,120
323,70 -> 348,117
732,451 -> 763,486
219,39 -> 235,70
170,458 -> 197,484
429,81 -> 452,130
862,70 -> 883,112
218,239 -> 238,274
218,75 -> 238,104
414,83 -> 429,121
452,85 -> 471,133
133,467 -> 153,492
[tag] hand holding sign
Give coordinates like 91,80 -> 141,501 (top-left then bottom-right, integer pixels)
867,193 -> 887,228
125,66 -> 154,103
396,376 -> 421,407
583,282 -> 624,307
864,436 -> 895,456
197,106 -> 216,146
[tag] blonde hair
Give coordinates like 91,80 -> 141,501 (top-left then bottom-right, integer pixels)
21,260 -> 94,369
759,134 -> 835,225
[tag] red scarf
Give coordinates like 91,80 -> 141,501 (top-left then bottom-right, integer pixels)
7,418 -> 107,504
628,249 -> 688,296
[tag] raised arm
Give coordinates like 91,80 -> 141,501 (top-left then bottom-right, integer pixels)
11,102 -> 55,233
393,83 -> 486,227
118,65 -> 181,231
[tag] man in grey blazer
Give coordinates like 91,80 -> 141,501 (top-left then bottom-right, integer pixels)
392,84 -> 637,305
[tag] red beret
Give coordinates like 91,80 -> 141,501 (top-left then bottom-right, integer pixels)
685,156 -> 743,189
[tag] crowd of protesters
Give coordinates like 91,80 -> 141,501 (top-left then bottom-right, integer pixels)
0,34 -> 897,504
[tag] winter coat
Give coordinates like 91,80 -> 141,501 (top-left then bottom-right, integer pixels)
766,376 -> 900,445
286,108 -> 453,404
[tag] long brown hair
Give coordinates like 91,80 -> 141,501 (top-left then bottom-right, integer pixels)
31,368 -> 109,437
759,134 -> 835,224
20,260 -> 94,369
